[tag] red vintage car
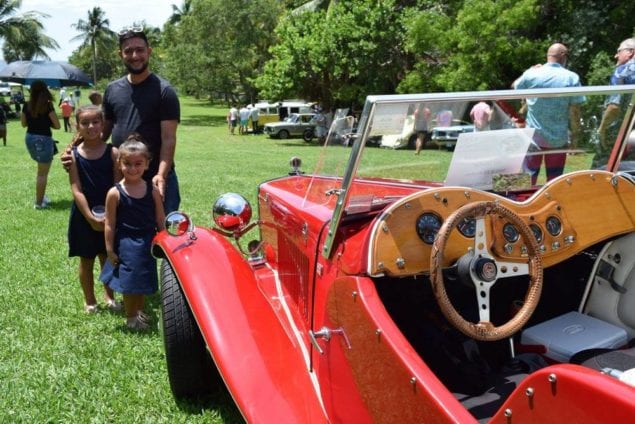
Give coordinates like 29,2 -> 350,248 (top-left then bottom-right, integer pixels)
152,85 -> 635,423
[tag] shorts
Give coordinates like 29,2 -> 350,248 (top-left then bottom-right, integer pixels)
25,133 -> 54,163
240,119 -> 248,126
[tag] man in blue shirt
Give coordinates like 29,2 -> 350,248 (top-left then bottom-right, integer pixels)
514,43 -> 584,184
595,38 -> 635,168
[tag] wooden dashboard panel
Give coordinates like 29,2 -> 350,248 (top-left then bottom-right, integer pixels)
367,171 -> 635,277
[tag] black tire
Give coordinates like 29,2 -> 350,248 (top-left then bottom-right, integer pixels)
303,128 -> 314,142
160,260 -> 222,400
278,129 -> 290,139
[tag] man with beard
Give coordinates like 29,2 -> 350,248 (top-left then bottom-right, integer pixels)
63,28 -> 181,212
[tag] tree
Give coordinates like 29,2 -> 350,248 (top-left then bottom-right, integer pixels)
255,0 -> 409,108
0,0 -> 59,61
168,0 -> 193,25
71,7 -> 117,84
162,0 -> 283,101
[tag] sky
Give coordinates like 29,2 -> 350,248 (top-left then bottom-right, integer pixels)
19,0 -> 176,61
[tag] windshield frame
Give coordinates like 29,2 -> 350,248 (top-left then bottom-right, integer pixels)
321,85 -> 635,258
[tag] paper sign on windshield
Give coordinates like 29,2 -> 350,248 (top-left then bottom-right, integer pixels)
445,128 -> 534,190
369,103 -> 411,136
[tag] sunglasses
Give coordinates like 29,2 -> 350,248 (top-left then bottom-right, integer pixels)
118,26 -> 144,36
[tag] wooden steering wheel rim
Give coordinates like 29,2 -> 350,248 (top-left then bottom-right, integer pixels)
430,201 -> 543,341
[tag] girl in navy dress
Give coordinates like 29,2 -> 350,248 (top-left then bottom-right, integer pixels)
68,105 -> 122,313
104,134 -> 165,330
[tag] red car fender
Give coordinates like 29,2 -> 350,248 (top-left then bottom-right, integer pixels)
490,364 -> 635,423
153,229 -> 328,423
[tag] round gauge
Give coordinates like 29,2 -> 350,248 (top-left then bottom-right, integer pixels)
416,213 -> 443,245
546,216 -> 562,236
503,223 -> 520,243
457,217 -> 476,238
530,223 -> 543,244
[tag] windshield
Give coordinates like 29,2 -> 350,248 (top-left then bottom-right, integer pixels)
309,86 -> 635,257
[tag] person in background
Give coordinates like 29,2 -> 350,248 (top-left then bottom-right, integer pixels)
314,107 -> 328,144
62,27 -> 181,213
21,80 -> 61,209
239,104 -> 250,135
413,103 -> 431,155
250,105 -> 260,135
73,88 -> 81,107
470,101 -> 493,131
513,43 -> 584,184
228,105 -> 238,135
88,91 -> 103,106
60,98 -> 74,132
12,90 -> 24,113
594,38 -> 635,168
102,135 -> 165,330
68,105 -> 122,314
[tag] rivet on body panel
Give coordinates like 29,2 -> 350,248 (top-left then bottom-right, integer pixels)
396,257 -> 406,269
375,328 -> 382,341
464,191 -> 471,199
352,291 -> 358,300
544,192 -> 551,200
566,178 -> 572,185
410,376 -> 417,391
504,408 -> 512,417
382,223 -> 389,233
434,193 -> 440,201
548,373 -> 558,395
404,202 -> 412,209
525,387 -> 535,409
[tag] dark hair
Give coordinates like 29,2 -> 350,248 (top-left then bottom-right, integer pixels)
118,132 -> 152,162
28,80 -> 54,117
118,28 -> 148,48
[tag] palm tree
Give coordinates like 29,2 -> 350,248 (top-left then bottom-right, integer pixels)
0,0 -> 59,60
168,0 -> 193,25
71,7 -> 116,84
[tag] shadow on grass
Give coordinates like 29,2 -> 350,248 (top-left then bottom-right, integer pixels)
182,114 -> 227,128
176,388 -> 245,423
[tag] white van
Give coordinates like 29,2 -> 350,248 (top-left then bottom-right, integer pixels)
253,101 -> 313,126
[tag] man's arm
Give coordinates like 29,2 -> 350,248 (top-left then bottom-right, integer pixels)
101,118 -> 113,143
598,103 -> 621,149
152,119 -> 178,199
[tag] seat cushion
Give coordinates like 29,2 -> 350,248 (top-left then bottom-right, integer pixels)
570,346 -> 635,371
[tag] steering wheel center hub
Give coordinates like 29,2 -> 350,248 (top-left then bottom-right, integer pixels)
474,257 -> 498,282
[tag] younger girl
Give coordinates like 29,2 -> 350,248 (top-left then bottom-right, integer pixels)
103,134 -> 165,330
68,105 -> 121,313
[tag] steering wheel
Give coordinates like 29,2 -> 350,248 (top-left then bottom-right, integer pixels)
430,201 -> 543,341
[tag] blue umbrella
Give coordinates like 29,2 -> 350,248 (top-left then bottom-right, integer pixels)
0,60 -> 92,87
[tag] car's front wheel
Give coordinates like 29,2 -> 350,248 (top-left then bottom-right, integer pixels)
160,260 -> 222,400
278,129 -> 290,139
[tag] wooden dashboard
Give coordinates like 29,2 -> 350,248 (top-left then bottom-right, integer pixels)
367,170 -> 635,277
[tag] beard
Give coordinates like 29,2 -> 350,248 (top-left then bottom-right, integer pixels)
125,61 -> 149,75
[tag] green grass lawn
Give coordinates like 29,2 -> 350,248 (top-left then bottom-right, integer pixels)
0,97 -> 326,423
0,94 -> 595,422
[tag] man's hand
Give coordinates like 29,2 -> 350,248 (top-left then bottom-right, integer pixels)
60,144 -> 73,172
152,174 -> 166,200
